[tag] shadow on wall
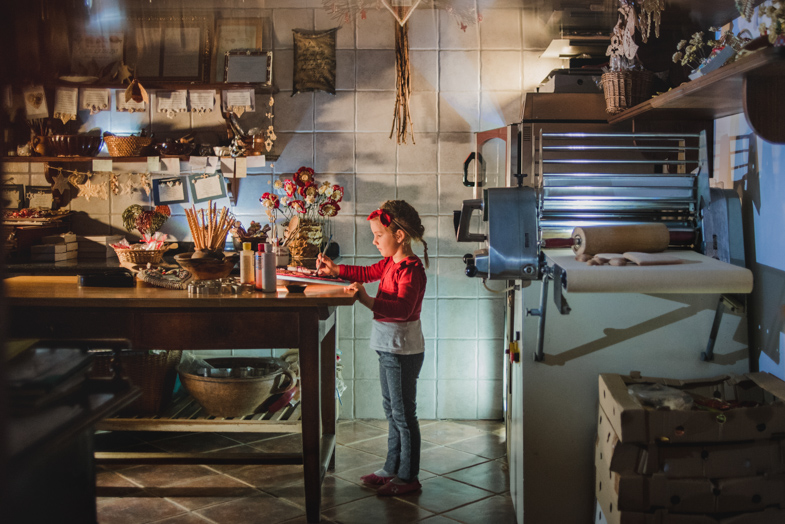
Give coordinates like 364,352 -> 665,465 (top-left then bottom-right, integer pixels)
736,133 -> 785,372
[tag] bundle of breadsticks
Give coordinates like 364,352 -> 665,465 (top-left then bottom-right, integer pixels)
185,201 -> 236,252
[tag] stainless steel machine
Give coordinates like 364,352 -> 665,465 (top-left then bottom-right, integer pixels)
455,92 -> 754,524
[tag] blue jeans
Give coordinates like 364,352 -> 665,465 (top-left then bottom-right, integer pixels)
377,350 -> 424,482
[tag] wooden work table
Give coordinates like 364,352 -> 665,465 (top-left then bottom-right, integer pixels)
3,275 -> 357,523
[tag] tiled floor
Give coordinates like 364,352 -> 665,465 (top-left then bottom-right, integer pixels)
94,419 -> 517,524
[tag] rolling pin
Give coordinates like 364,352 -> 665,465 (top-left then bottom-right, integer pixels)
572,224 -> 669,255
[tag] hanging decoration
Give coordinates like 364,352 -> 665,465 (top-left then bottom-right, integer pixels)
323,0 -> 482,144
47,165 -> 152,200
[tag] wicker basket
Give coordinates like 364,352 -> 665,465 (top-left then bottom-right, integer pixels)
115,247 -> 167,265
89,350 -> 182,415
104,135 -> 153,157
600,70 -> 654,115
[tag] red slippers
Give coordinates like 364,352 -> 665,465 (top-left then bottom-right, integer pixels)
360,472 -> 394,486
376,479 -> 422,496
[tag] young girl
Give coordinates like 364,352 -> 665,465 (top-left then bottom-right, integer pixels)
317,200 -> 429,496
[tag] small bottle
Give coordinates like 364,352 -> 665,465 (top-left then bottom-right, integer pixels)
239,242 -> 254,285
254,245 -> 264,290
256,243 -> 277,293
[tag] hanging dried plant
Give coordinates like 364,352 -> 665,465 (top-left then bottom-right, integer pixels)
391,19 -> 414,145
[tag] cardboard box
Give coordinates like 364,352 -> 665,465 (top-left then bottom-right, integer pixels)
596,502 -> 785,524
596,405 -> 785,478
41,233 -> 77,244
77,235 -> 123,258
30,244 -> 67,255
65,242 -> 78,252
599,372 -> 785,444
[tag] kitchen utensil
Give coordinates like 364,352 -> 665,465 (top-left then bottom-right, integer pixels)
45,135 -> 103,157
174,252 -> 238,280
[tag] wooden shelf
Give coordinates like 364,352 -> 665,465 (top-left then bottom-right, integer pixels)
51,81 -> 279,95
1,154 -> 279,163
608,47 -> 785,143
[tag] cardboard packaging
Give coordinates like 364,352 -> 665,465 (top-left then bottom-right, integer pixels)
77,235 -> 123,259
596,503 -> 785,524
596,406 -> 785,479
41,233 -> 77,244
598,372 -> 785,444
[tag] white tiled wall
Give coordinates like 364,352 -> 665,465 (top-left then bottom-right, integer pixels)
5,5 -> 559,420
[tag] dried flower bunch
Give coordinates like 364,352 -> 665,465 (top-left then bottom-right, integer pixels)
260,166 -> 344,227
122,204 -> 170,235
672,28 -> 748,70
759,0 -> 785,43
606,0 -> 665,71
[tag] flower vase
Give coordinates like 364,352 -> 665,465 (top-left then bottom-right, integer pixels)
288,221 -> 324,269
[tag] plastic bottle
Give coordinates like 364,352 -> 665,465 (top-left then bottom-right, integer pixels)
239,242 -> 254,284
255,243 -> 277,293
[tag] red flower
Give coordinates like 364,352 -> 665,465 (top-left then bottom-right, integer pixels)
319,200 -> 341,217
330,185 -> 344,202
288,199 -> 307,214
294,166 -> 315,187
283,179 -> 297,197
298,183 -> 318,198
155,205 -> 171,217
260,192 -> 280,209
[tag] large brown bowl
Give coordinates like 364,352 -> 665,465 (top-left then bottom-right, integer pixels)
174,252 -> 239,280
153,141 -> 196,156
178,357 -> 297,417
45,135 -> 103,157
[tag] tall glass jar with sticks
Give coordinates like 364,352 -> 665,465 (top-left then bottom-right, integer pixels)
261,167 -> 343,269
184,201 -> 236,259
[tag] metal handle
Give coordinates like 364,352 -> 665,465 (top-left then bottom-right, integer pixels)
455,199 -> 486,243
463,152 -> 476,187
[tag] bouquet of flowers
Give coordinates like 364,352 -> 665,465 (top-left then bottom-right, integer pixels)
122,204 -> 171,236
260,166 -> 344,231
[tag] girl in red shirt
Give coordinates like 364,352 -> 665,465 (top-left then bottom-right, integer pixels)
317,200 -> 428,496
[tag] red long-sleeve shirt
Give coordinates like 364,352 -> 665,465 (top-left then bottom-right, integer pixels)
339,256 -> 426,322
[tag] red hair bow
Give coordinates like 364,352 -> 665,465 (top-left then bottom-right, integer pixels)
367,209 -> 392,227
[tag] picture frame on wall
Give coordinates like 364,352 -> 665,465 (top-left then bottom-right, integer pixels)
224,50 -> 272,85
213,18 -> 266,83
124,14 -> 212,82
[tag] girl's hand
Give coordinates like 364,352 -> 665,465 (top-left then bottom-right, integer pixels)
345,282 -> 373,309
316,254 -> 339,277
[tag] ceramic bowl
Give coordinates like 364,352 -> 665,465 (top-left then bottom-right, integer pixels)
153,141 -> 196,156
285,283 -> 307,294
45,135 -> 103,157
178,357 -> 297,417
174,252 -> 238,281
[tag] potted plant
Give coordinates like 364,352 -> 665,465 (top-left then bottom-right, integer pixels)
601,0 -> 665,114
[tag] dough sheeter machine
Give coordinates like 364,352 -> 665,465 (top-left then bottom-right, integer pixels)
455,130 -> 753,362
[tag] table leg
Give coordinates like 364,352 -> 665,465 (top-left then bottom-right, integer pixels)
321,320 -> 337,470
300,309 -> 322,523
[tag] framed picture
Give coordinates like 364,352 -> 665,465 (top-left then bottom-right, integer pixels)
213,18 -> 267,83
124,14 -> 212,82
293,28 -> 338,95
224,50 -> 272,85
2,183 -> 24,210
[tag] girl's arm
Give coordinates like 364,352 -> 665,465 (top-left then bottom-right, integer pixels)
371,267 -> 425,320
337,258 -> 388,283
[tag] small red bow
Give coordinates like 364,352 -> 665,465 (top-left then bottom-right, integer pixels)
367,209 -> 392,227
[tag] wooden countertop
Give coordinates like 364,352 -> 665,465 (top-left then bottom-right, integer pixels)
3,276 -> 357,308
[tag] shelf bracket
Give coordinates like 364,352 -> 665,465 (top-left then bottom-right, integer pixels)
701,294 -> 745,362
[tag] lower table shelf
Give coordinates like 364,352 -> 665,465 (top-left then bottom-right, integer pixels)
96,391 -> 302,433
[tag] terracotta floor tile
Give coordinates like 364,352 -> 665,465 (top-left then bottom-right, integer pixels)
144,514 -> 214,524
359,418 -> 389,431
247,433 -> 303,454
420,516 -> 462,523
97,495 -> 186,524
421,421 -> 487,446
453,419 -> 505,433
346,434 -> 440,458
195,493 -> 304,524
322,493 -> 434,523
446,432 -> 507,459
116,464 -> 217,488
95,469 -> 146,497
94,430 -> 147,451
444,459 -> 510,493
410,476 -> 494,514
420,446 -> 490,475
334,444 -> 386,472
336,420 -> 388,445
265,475 -> 376,509
331,459 -> 387,485
442,493 -> 517,524
221,463 -> 305,489
156,473 -> 260,511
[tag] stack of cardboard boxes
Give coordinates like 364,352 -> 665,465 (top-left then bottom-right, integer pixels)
31,233 -> 78,262
595,372 -> 785,524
